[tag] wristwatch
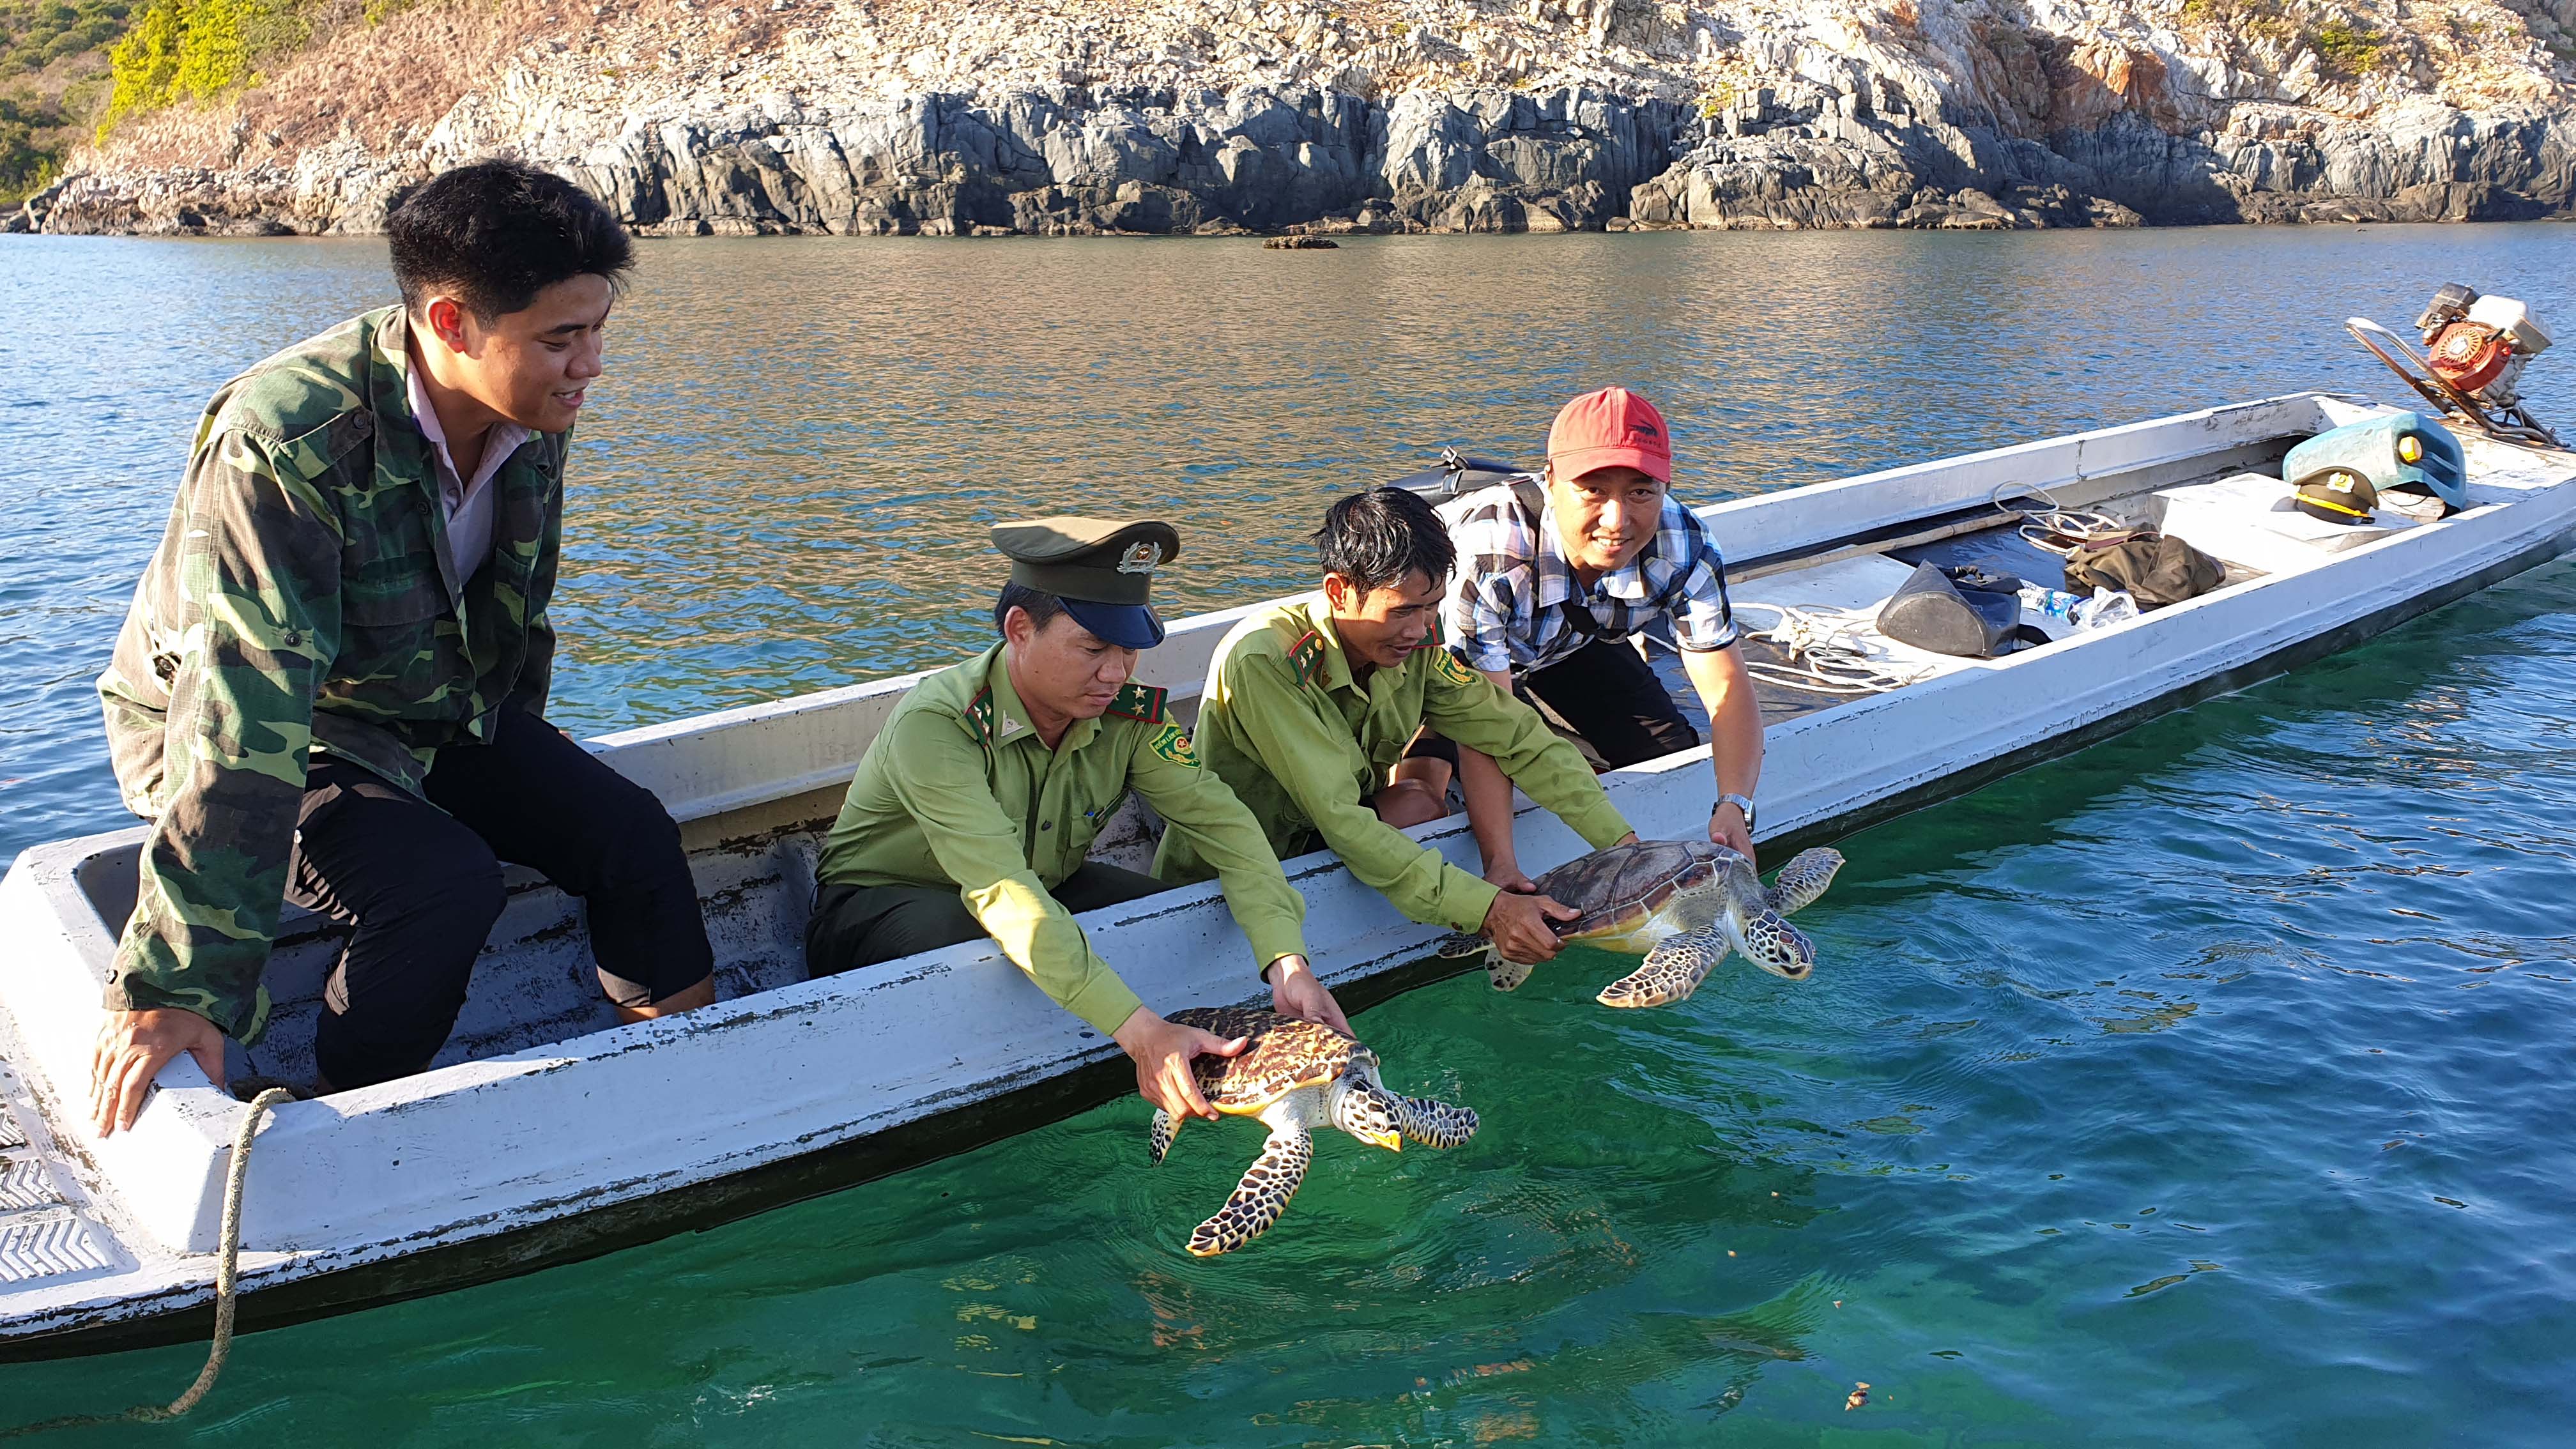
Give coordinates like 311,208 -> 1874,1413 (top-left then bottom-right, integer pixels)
1713,793 -> 1758,832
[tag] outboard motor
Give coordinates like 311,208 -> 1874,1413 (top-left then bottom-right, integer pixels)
2346,285 -> 2562,449
2414,284 -> 2551,417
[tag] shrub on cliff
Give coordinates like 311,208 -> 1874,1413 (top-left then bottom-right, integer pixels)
96,0 -> 307,139
1,89 -> 65,199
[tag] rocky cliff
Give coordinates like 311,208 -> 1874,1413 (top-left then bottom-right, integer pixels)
13,0 -> 2576,236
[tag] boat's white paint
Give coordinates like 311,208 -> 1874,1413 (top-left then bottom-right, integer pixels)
3,391 -> 2570,1351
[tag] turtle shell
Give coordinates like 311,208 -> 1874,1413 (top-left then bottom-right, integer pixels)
1533,839 -> 1736,939
1164,1006 -> 1363,1114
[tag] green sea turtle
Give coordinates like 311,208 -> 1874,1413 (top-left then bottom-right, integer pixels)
1442,842 -> 1845,1008
1149,1006 -> 1478,1257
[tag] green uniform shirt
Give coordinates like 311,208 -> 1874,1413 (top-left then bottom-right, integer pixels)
816,642 -> 1309,1036
1156,598 -> 1634,933
96,305 -> 566,1042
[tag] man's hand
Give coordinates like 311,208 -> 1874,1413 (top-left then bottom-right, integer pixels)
1482,889 -> 1579,965
89,1008 -> 227,1137
1483,861 -> 1539,894
1112,1007 -> 1247,1121
1710,803 -> 1757,866
1266,955 -> 1353,1036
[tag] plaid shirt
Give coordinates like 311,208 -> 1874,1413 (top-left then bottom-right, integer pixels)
1440,486 -> 1739,675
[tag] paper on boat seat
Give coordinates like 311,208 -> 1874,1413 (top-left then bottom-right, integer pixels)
2155,472 -> 2419,576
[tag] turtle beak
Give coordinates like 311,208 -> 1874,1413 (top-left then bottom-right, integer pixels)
1371,1128 -> 1403,1153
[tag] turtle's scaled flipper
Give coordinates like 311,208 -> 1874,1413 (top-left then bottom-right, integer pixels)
1149,1107 -> 1179,1166
1486,946 -> 1533,992
1187,1127 -> 1315,1257
1598,926 -> 1731,1008
1396,1096 -> 1480,1149
1432,931 -> 1488,960
1765,848 -> 1845,916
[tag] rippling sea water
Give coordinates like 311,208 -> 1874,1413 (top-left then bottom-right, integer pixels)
3,226 -> 2574,1444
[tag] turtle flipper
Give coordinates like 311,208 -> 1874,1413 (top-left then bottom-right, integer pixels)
1186,1126 -> 1315,1257
1597,926 -> 1731,1008
1486,947 -> 1533,992
1396,1096 -> 1480,1149
1432,931 -> 1488,960
1764,848 -> 1845,916
1148,1108 -> 1179,1166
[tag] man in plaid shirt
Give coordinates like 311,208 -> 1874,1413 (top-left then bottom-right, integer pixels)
1428,387 -> 1766,885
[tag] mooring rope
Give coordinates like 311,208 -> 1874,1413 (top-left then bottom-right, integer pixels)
1,1087 -> 293,1439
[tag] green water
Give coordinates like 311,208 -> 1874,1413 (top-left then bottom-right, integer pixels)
4,227 -> 2576,1442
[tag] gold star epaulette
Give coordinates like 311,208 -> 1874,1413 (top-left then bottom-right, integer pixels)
1107,680 -> 1169,723
963,687 -> 997,747
1287,629 -> 1325,687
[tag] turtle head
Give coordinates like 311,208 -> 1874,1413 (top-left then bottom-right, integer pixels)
1330,1073 -> 1404,1153
1736,910 -> 1816,981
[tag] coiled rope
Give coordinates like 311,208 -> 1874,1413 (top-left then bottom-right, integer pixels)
1733,601 -> 1933,696
1,1087 -> 293,1439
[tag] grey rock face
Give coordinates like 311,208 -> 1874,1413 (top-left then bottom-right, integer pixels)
1625,79 -> 2576,233
26,78 -> 2576,238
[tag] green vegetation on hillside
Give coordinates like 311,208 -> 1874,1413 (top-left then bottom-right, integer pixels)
1,0 -> 132,76
2,89 -> 65,197
1,0 -> 134,201
100,0 -> 310,137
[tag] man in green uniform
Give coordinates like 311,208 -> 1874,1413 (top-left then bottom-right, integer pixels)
808,518 -> 1349,1123
88,160 -> 716,1136
1156,487 -> 1638,970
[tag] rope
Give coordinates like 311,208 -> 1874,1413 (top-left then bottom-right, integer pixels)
1986,481 -> 2142,558
1733,601 -> 1931,696
1,1087 -> 293,1439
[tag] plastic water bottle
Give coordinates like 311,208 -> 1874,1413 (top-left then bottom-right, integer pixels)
2018,584 -> 2085,626
2072,588 -> 2138,629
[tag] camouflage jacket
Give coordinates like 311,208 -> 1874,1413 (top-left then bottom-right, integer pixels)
96,305 -> 567,1041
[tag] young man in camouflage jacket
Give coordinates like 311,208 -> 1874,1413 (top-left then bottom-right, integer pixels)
88,161 -> 716,1133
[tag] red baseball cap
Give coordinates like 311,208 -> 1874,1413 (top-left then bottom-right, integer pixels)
1547,387 -> 1673,484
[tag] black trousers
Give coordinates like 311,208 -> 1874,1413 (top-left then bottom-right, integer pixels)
286,707 -> 714,1089
1522,635 -> 1702,769
1411,636 -> 1702,773
805,863 -> 1167,978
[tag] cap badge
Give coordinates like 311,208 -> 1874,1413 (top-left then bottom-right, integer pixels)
1117,542 -> 1163,575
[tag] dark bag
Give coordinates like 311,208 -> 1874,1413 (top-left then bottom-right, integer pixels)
2062,533 -> 2226,608
1877,564 -> 2050,658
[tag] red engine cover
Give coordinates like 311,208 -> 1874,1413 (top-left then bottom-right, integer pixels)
2429,321 -> 2512,394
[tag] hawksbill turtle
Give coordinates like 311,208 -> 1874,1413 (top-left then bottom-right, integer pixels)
1444,841 -> 1845,1008
1149,1006 -> 1478,1257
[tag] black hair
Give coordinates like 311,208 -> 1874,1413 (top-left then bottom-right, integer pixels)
387,159 -> 634,321
1314,487 -> 1457,594
994,582 -> 1070,636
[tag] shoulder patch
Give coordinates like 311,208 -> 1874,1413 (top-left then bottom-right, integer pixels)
1107,680 -> 1169,723
1149,723 -> 1200,769
1288,630 -> 1326,687
1430,646 -> 1479,687
963,687 -> 997,746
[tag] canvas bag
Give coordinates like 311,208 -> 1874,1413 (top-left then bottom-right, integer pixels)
2062,533 -> 2225,608
1876,564 -> 2050,658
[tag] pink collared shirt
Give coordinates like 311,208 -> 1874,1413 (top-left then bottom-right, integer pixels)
403,358 -> 528,581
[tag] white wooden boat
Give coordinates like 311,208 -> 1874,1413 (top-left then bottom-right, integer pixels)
4,391 -> 2571,1359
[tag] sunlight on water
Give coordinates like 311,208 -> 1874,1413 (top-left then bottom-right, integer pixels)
2,226 -> 2573,1444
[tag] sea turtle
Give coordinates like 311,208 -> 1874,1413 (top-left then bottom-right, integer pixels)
1442,842 -> 1845,1008
1149,1006 -> 1478,1257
